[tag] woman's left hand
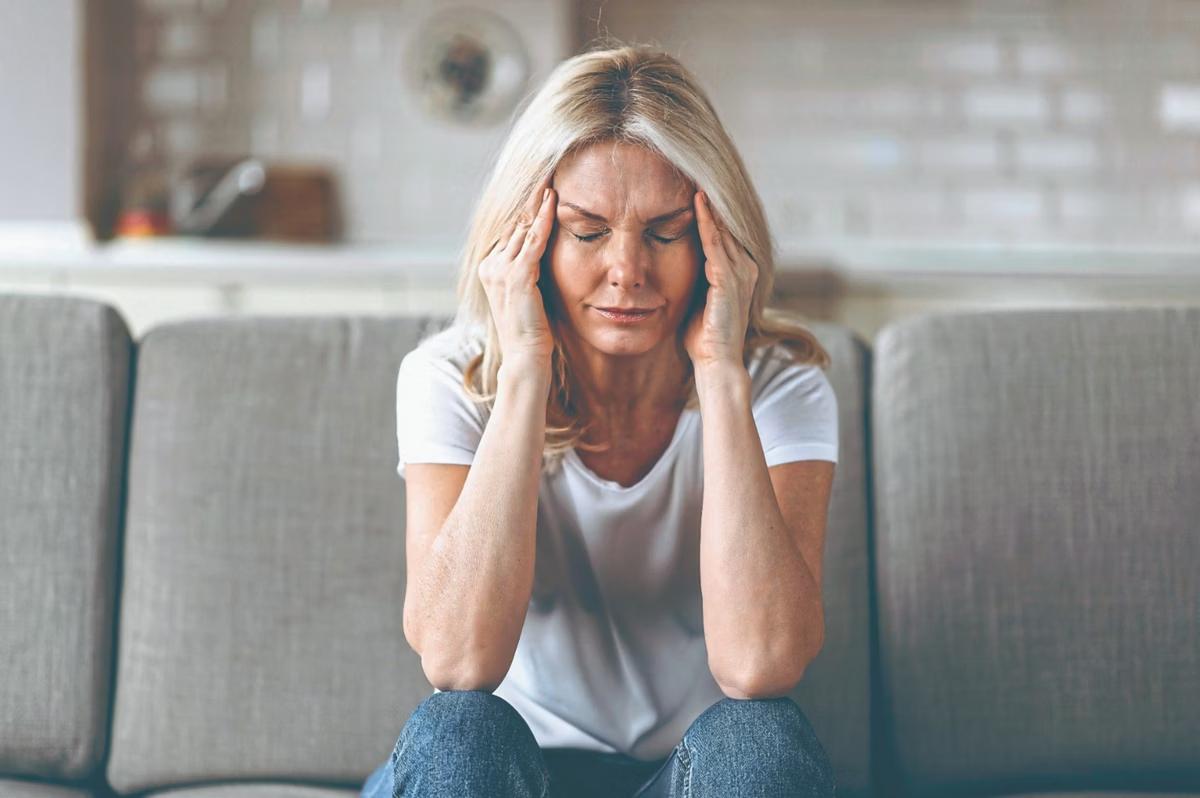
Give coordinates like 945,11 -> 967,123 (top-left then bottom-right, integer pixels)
682,190 -> 759,371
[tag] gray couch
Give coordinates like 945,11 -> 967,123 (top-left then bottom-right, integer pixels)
1,293 -> 1197,798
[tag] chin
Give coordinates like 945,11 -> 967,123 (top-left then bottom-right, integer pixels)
591,338 -> 659,356
582,325 -> 672,357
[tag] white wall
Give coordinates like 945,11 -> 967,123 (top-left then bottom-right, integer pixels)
114,0 -> 1200,251
582,0 -> 1200,252
121,0 -> 572,245
0,0 -> 81,225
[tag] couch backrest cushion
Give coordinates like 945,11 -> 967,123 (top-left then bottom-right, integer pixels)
871,307 -> 1200,794
105,315 -> 446,794
792,322 -> 874,798
104,312 -> 874,794
0,294 -> 131,783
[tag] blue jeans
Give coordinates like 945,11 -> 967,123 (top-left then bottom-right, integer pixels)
359,689 -> 836,797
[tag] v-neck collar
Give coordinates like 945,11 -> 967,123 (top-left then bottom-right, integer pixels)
564,409 -> 696,493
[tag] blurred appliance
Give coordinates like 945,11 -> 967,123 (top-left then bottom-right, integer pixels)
171,158 -> 340,242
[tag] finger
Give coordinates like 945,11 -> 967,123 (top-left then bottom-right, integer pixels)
703,191 -> 739,262
694,190 -> 727,266
719,226 -> 738,263
516,175 -> 553,228
502,175 -> 554,257
484,233 -> 505,259
700,192 -> 740,263
502,216 -> 530,254
527,175 -> 551,209
518,187 -> 556,262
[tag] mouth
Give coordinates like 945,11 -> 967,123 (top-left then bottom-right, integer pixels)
591,306 -> 658,323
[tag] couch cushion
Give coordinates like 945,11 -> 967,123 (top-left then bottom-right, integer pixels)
0,295 -> 131,784
790,322 -> 873,798
0,778 -> 102,797
871,307 -> 1200,794
143,786 -> 355,798
105,313 -> 873,796
106,316 -> 446,795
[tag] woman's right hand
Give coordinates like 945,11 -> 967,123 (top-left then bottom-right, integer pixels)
478,178 -> 557,370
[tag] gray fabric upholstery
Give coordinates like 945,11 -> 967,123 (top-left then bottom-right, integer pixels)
8,292 -> 1192,797
102,312 -> 875,796
0,295 -> 131,785
106,316 -> 448,795
142,786 -> 356,797
790,322 -> 872,798
871,307 -> 1200,794
0,779 -> 100,798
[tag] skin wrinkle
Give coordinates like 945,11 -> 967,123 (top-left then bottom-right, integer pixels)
545,140 -> 702,458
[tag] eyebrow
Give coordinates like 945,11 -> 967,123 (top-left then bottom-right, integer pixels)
558,202 -> 693,226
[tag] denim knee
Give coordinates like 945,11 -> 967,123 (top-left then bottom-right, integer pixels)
680,696 -> 836,796
404,690 -> 529,735
392,690 -> 548,798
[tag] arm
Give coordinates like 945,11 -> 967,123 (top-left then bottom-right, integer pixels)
695,364 -> 828,699
404,358 -> 551,692
682,189 -> 832,699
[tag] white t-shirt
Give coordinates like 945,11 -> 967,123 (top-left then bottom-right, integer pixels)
395,322 -> 839,761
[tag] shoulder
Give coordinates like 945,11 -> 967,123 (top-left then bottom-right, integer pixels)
745,341 -> 840,464
394,322 -> 491,439
400,322 -> 486,379
396,323 -> 490,421
746,342 -> 834,409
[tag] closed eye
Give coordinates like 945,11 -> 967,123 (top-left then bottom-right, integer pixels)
569,230 -> 683,244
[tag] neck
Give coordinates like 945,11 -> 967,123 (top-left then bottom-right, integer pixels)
560,331 -> 691,425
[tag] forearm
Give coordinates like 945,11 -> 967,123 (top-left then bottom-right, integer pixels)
414,359 -> 550,691
695,364 -> 823,697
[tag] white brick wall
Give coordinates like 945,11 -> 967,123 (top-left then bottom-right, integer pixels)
580,0 -> 1200,250
122,0 -> 570,244
119,0 -> 1200,250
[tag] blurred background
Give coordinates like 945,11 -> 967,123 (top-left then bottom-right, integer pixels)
3,0 -> 1200,339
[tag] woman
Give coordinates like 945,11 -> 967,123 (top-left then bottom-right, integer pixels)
362,42 -> 839,798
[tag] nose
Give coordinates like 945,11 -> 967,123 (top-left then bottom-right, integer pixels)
604,230 -> 651,289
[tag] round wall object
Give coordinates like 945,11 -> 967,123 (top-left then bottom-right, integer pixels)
405,7 -> 532,126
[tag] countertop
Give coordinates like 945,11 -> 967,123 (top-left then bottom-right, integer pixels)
3,236 -> 1200,287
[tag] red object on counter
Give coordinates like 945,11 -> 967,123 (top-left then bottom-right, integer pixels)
114,209 -> 173,238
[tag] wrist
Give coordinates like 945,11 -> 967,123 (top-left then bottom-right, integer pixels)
694,361 -> 750,401
498,356 -> 552,388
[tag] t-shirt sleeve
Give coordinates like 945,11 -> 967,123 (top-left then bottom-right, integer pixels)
394,347 -> 487,480
751,359 -> 839,466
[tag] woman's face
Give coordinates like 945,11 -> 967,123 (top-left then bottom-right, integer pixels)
542,141 -> 703,358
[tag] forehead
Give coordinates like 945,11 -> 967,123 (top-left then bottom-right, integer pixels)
554,141 -> 692,207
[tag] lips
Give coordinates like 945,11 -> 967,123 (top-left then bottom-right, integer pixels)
592,306 -> 657,323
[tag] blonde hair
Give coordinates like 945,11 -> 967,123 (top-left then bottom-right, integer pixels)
451,41 -> 831,473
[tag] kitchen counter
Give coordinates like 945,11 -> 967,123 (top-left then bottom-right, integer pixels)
3,237 -> 1200,285
0,238 -> 459,285
4,236 -> 1200,339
